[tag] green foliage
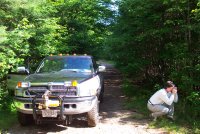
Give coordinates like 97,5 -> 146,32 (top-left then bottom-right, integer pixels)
0,0 -> 114,75
55,0 -> 114,56
149,119 -> 190,134
0,110 -> 17,131
0,82 -> 15,111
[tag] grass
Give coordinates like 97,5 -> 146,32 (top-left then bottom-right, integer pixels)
122,80 -> 200,134
0,94 -> 18,133
149,118 -> 189,134
0,110 -> 17,132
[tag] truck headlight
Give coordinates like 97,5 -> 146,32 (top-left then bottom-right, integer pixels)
64,80 -> 78,87
17,82 -> 30,88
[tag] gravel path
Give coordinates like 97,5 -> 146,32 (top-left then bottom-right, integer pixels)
8,63 -> 167,134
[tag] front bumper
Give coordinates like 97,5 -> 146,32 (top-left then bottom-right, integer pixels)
14,96 -> 97,115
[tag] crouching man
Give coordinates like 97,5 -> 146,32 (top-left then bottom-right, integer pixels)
147,81 -> 178,121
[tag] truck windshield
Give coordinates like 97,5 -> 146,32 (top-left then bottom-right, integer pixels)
36,56 -> 93,73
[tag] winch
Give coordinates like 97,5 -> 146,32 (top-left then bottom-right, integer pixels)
38,90 -> 60,110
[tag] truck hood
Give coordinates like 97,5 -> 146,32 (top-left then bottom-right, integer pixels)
24,71 -> 93,83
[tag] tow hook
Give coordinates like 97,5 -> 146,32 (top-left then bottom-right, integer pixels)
38,90 -> 51,109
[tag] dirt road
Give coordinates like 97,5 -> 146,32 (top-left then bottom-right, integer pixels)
8,63 -> 167,134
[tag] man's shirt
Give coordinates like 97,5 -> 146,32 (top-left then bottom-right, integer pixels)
149,88 -> 178,105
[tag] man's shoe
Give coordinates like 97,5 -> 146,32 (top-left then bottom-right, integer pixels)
167,115 -> 175,121
150,113 -> 157,121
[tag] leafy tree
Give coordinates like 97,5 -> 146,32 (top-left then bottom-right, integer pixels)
54,0 -> 114,56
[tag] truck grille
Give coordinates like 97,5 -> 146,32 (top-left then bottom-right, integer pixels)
52,85 -> 67,90
29,86 -> 48,90
26,86 -> 77,96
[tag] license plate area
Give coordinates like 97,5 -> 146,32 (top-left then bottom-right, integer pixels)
42,109 -> 57,117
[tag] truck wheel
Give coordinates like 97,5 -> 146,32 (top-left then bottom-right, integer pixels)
99,83 -> 104,103
63,115 -> 73,126
17,112 -> 33,126
99,92 -> 104,103
87,100 -> 99,127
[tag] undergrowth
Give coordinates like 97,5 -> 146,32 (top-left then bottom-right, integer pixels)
0,86 -> 17,132
122,79 -> 200,134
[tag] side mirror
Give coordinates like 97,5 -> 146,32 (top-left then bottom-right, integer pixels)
17,67 -> 29,74
98,66 -> 106,72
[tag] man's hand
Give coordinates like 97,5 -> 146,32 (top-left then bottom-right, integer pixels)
172,87 -> 177,94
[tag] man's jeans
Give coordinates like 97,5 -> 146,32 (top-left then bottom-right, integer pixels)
147,103 -> 174,117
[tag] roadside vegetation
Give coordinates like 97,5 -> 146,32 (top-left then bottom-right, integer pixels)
0,86 -> 16,132
122,80 -> 200,134
0,110 -> 17,132
0,0 -> 199,133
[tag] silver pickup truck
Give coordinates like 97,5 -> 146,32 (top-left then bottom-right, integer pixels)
13,55 -> 105,127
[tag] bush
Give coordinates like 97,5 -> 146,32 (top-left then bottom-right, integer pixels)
0,81 -> 14,111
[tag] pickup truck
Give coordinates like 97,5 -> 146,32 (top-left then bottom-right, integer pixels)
13,55 -> 105,127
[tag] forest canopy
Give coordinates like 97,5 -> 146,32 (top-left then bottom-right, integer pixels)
0,0 -> 114,76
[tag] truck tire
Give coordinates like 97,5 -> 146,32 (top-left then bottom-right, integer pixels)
17,112 -> 33,126
99,83 -> 104,103
87,100 -> 99,127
